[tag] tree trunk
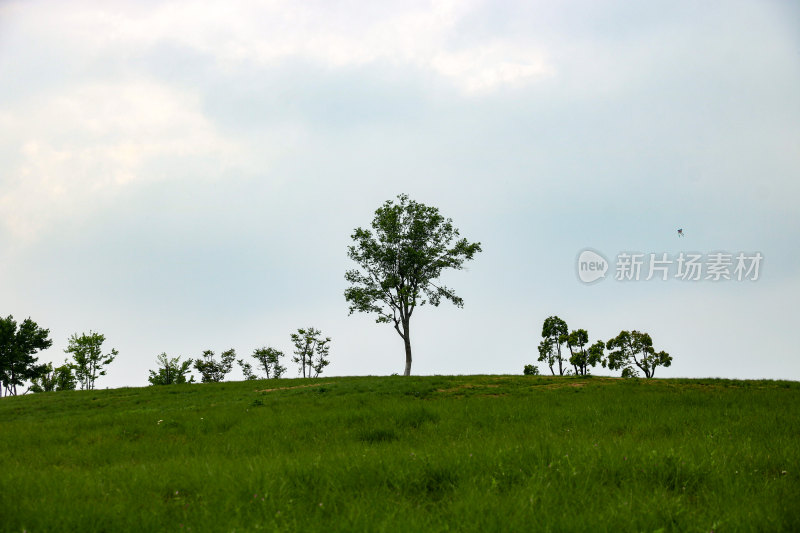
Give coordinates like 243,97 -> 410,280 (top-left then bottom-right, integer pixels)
556,344 -> 563,375
402,319 -> 412,376
566,344 -> 578,376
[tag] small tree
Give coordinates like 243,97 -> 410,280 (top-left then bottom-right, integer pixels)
30,361 -> 77,393
65,331 -> 117,391
606,330 -> 671,378
194,349 -> 236,383
587,340 -> 606,373
539,316 -> 569,375
148,353 -> 194,385
251,346 -> 287,379
537,338 -> 555,375
237,359 -> 259,380
291,328 -> 330,378
345,194 -> 482,376
565,329 -> 605,376
0,315 -> 52,396
523,364 -> 540,376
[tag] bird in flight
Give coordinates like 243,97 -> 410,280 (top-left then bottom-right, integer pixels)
677,228 -> 684,237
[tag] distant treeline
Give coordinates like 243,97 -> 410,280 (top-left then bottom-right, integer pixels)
0,314 -> 331,396
525,315 -> 672,378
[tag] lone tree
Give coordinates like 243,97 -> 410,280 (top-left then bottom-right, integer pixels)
523,364 -> 540,376
65,331 -> 117,391
345,194 -> 482,376
148,353 -> 194,385
539,316 -> 569,375
237,359 -> 259,381
0,315 -> 52,396
194,349 -> 236,383
249,346 -> 287,379
606,330 -> 672,378
291,327 -> 330,378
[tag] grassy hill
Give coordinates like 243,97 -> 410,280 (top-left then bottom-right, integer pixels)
1,375 -> 798,532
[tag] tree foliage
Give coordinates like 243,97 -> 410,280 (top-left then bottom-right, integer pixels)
148,353 -> 194,385
65,331 -> 118,391
537,317 -> 608,377
606,330 -> 672,378
345,194 -> 482,375
565,329 -> 605,376
539,316 -> 569,375
237,359 -> 258,380
250,346 -> 287,379
523,364 -> 540,376
0,315 -> 52,396
291,328 -> 330,378
194,349 -> 236,383
29,361 -> 77,393
537,338 -> 554,375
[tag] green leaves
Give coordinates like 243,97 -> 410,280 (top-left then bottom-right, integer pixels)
540,316 -> 569,375
30,361 -> 78,393
523,364 -> 540,376
346,194 -> 481,320
542,316 -> 568,341
607,330 -> 671,378
251,346 -> 287,379
537,338 -> 555,374
194,349 -> 236,383
538,317 -> 606,377
290,327 -> 331,378
65,331 -> 117,391
0,315 -> 52,396
148,353 -> 193,385
344,194 -> 481,375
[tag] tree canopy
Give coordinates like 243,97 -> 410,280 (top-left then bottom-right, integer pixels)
291,328 -> 330,378
606,330 -> 672,378
65,331 -> 118,391
539,316 -> 569,375
251,346 -> 287,379
345,194 -> 481,375
0,315 -> 52,396
148,353 -> 194,385
194,349 -> 236,383
30,361 -> 77,393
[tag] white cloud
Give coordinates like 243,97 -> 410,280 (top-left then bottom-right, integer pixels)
9,0 -> 553,94
430,43 -> 553,93
0,81 -> 246,240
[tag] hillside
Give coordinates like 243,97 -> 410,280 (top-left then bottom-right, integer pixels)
1,375 -> 798,532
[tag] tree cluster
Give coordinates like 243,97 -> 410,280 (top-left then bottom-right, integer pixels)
147,327 -> 330,385
529,315 -> 672,378
5,196 -> 678,393
1,316 -> 117,396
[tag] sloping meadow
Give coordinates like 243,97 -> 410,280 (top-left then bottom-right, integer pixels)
1,375 -> 798,531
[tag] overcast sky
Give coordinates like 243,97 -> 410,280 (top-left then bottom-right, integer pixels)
1,0 -> 799,387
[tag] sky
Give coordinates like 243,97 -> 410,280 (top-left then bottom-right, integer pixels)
1,0 -> 799,388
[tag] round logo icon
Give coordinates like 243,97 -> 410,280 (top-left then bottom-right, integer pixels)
577,249 -> 608,284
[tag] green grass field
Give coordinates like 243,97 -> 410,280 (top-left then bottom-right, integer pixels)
1,375 -> 798,532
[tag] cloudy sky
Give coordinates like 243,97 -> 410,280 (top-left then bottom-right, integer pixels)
1,0 -> 798,387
